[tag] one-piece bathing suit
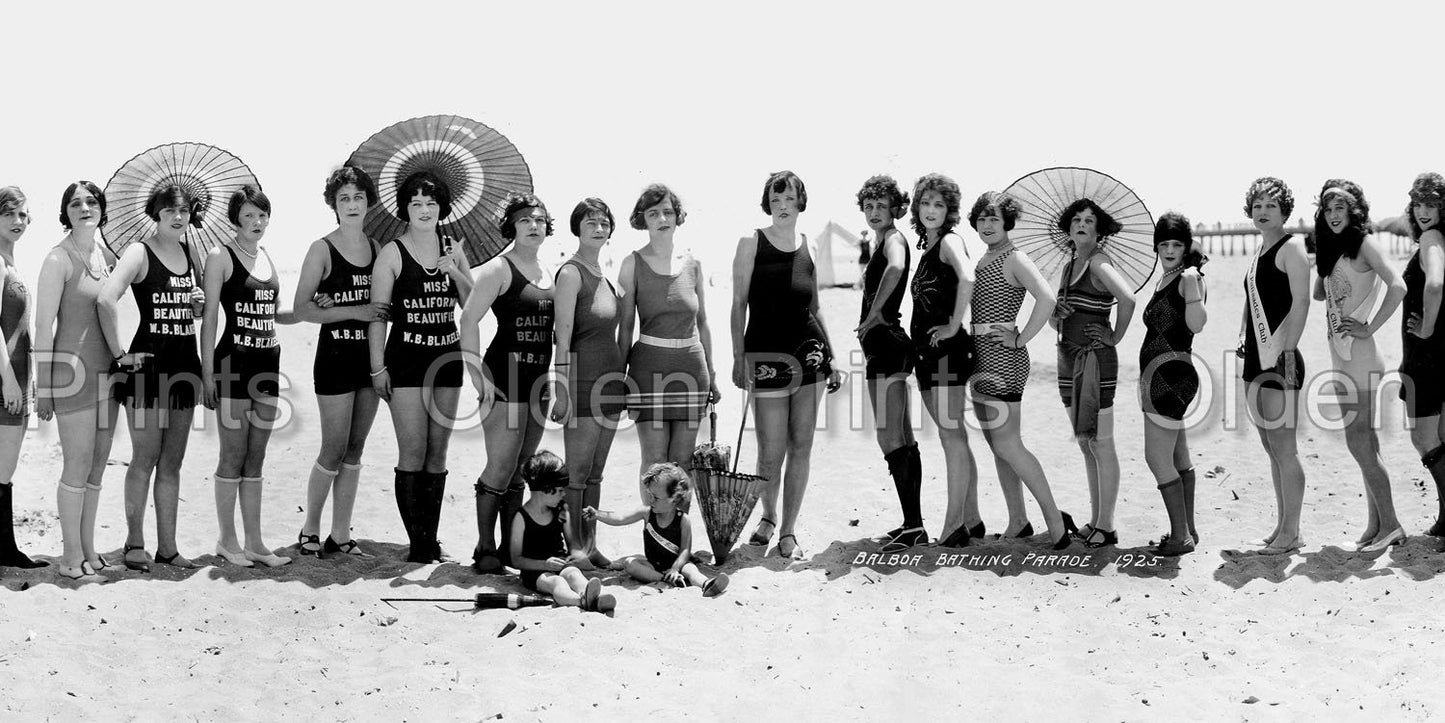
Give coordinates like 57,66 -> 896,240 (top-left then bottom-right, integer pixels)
483,258 -> 554,404
970,248 -> 1028,402
213,247 -> 281,400
744,230 -> 830,391
911,238 -> 974,390
313,238 -> 374,396
1139,272 -> 1199,420
113,243 -> 202,409
384,238 -> 462,389
858,231 -> 913,379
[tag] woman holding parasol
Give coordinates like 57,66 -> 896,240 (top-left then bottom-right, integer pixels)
619,184 -> 719,501
1237,177 -> 1310,555
291,166 -> 387,558
368,170 -> 472,564
33,182 -> 118,578
97,183 -> 208,570
1311,180 -> 1405,552
547,198 -> 625,568
1399,172 -> 1445,539
199,186 -> 300,568
461,192 -> 556,574
731,171 -> 842,560
1049,198 -> 1135,549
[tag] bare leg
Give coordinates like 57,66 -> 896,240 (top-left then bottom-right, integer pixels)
922,384 -> 977,541
1256,388 -> 1305,549
152,407 -> 196,564
976,396 -> 1030,535
775,384 -> 824,556
122,404 -> 163,565
1089,407 -> 1121,532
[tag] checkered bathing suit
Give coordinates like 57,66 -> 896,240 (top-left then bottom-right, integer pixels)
969,250 -> 1030,402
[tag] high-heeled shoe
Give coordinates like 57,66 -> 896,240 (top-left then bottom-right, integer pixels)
1009,523 -> 1034,539
968,521 -> 986,539
1082,528 -> 1118,549
215,542 -> 254,567
936,526 -> 970,548
244,549 -> 292,568
154,551 -> 198,569
1360,528 -> 1406,553
880,527 -> 929,553
1061,511 -> 1079,536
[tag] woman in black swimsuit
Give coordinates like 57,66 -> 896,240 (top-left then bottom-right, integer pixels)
1400,172 -> 1445,538
368,171 -> 472,563
97,184 -> 207,571
292,167 -> 386,558
461,192 -> 555,574
1238,177 -> 1311,555
731,171 -> 842,560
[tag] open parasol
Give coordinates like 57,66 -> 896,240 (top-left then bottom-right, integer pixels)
689,402 -> 765,564
347,114 -> 533,268
1004,167 -> 1155,292
102,142 -> 260,258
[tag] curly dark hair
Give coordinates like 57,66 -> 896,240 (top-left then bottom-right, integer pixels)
760,170 -> 808,215
396,171 -> 452,223
909,173 -> 962,244
59,180 -> 107,229
498,192 -> 553,240
569,197 -> 614,238
144,183 -> 205,227
967,191 -> 1021,232
1057,198 -> 1123,240
1313,179 -> 1371,276
522,450 -> 569,492
1407,172 -> 1445,241
1243,176 -> 1295,219
629,183 -> 687,231
1153,211 -> 1207,272
323,166 -> 379,217
855,175 -> 909,219
226,185 -> 271,226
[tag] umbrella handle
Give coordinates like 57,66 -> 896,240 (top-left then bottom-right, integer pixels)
732,390 -> 751,475
708,405 -> 717,445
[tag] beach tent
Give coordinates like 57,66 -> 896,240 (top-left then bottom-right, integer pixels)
812,220 -> 867,288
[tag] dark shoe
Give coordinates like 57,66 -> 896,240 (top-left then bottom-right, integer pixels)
297,532 -> 323,557
0,483 -> 48,569
1429,519 -> 1445,538
154,551 -> 197,569
394,469 -> 424,562
123,544 -> 151,573
872,524 -> 905,544
1051,530 -> 1073,550
1010,523 -> 1034,539
1061,511 -> 1079,536
323,536 -> 373,558
748,517 -> 776,546
936,526 -> 970,548
1082,528 -> 1118,549
1153,534 -> 1196,557
968,521 -> 986,539
880,526 -> 929,553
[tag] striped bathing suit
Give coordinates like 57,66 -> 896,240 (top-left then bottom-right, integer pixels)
1056,257 -> 1118,410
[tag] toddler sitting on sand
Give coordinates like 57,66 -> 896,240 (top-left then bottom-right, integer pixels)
511,451 -> 614,613
585,463 -> 729,597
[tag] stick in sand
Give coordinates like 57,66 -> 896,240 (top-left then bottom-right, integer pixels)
381,593 -> 553,610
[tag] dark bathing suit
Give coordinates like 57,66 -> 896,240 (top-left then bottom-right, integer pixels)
1139,273 -> 1199,420
910,238 -> 974,390
1241,236 -> 1305,391
643,509 -> 686,572
484,258 -> 554,404
1401,249 -> 1445,418
559,260 -> 625,416
517,507 -> 566,590
858,231 -> 913,379
384,238 -> 462,389
313,238 -> 374,396
114,243 -> 202,409
214,247 -> 281,400
744,230 -> 830,390
0,267 -> 31,423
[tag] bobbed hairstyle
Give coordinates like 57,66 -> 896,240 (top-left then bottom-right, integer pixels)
1407,172 -> 1445,241
760,170 -> 808,215
396,171 -> 452,223
323,166 -> 379,211
522,450 -> 569,492
629,183 -> 687,231
1058,198 -> 1124,240
967,191 -> 1021,232
1313,179 -> 1371,276
226,185 -> 271,226
909,173 -> 963,243
641,462 -> 692,508
59,180 -> 107,229
498,192 -> 553,240
855,175 -> 909,219
1243,176 -> 1295,219
0,186 -> 27,218
144,183 -> 205,227
1153,211 -> 1207,272
569,197 -> 615,238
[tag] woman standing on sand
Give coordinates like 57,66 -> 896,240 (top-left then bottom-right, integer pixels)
33,182 -> 120,579
1310,180 -> 1405,553
97,183 -> 208,572
292,167 -> 386,558
369,171 -> 472,564
462,192 -> 555,574
1399,172 -> 1445,540
0,186 -> 45,571
548,198 -> 625,568
619,184 -> 719,496
1237,177 -> 1311,555
967,191 -> 1072,550
1138,212 -> 1208,556
732,170 -> 842,561
1051,198 -> 1135,549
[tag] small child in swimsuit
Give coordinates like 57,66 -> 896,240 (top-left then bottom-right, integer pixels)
585,462 -> 729,597
510,451 -> 614,613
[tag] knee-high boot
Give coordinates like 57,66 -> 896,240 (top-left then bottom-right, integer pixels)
393,469 -> 421,561
472,479 -> 506,573
1424,445 -> 1445,537
0,482 -> 46,568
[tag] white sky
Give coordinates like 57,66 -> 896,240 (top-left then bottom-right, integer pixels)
6,0 -> 1441,276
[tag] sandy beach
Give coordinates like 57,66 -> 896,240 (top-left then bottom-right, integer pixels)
3,249 -> 1444,720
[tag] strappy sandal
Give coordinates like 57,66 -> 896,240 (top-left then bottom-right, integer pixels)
122,544 -> 151,573
297,532 -> 323,557
86,554 -> 112,571
1082,528 -> 1118,549
323,536 -> 373,558
777,533 -> 805,561
748,517 -> 776,547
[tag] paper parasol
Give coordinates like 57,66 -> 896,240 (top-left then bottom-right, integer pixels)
1004,167 -> 1156,292
102,142 -> 260,258
347,114 -> 533,268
